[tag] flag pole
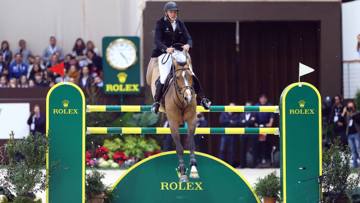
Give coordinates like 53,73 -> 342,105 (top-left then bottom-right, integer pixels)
298,63 -> 302,87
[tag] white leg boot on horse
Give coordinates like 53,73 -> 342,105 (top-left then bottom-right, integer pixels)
186,118 -> 200,179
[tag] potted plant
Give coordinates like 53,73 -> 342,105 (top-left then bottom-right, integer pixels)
0,132 -> 47,202
254,172 -> 280,203
322,139 -> 360,202
86,170 -> 110,203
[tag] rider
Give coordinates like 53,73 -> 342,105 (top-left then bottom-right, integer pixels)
150,1 -> 211,114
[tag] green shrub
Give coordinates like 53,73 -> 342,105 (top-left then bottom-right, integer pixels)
254,172 -> 280,199
1,133 -> 47,199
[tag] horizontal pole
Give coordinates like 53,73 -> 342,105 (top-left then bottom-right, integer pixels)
86,127 -> 279,135
86,105 -> 279,113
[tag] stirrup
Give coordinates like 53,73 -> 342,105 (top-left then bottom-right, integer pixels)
151,102 -> 161,114
201,98 -> 211,110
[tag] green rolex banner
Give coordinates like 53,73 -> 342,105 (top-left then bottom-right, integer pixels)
111,151 -> 260,203
103,36 -> 141,95
280,82 -> 322,203
46,83 -> 85,203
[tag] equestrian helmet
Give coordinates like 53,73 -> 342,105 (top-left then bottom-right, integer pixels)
163,1 -> 179,12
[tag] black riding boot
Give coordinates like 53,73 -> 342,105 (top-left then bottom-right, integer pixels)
151,81 -> 164,114
192,75 -> 211,109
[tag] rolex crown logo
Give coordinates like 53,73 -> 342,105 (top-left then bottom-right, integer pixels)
62,100 -> 69,108
117,72 -> 128,83
298,100 -> 306,108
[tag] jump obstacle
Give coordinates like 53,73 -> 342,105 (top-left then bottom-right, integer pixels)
46,82 -> 322,203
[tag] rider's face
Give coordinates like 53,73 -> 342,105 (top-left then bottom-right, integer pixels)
166,10 -> 177,21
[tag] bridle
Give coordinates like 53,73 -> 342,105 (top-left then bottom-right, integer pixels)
160,43 -> 195,109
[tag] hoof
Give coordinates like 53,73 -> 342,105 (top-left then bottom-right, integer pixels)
180,175 -> 188,182
189,165 -> 200,179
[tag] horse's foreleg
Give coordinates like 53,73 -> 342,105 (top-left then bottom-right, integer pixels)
169,121 -> 187,182
187,122 -> 196,164
187,119 -> 199,179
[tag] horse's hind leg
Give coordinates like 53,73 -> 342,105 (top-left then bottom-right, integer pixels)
169,121 -> 188,182
187,119 -> 199,179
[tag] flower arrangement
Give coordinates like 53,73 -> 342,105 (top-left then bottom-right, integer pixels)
86,135 -> 161,169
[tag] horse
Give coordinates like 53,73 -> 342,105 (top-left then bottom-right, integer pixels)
146,48 -> 199,182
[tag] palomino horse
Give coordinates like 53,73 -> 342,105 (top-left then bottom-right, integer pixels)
146,49 -> 199,182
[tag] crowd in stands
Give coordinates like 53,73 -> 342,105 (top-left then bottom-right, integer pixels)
0,37 -> 104,88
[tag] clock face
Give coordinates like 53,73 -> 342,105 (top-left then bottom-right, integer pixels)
106,39 -> 137,70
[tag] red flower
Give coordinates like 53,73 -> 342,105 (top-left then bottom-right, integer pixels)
95,146 -> 109,158
113,151 -> 127,162
117,160 -> 124,165
86,151 -> 92,161
102,154 -> 109,160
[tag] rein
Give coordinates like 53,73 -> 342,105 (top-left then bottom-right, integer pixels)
172,66 -> 195,109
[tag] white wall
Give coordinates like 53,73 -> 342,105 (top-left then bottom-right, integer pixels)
342,0 -> 360,60
342,0 -> 360,98
0,0 -> 145,56
0,0 -> 339,57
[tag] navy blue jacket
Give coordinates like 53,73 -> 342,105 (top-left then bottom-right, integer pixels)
238,112 -> 256,127
151,17 -> 193,57
219,112 -> 241,127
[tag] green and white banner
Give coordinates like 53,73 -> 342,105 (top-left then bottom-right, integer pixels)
46,83 -> 85,203
280,82 -> 322,203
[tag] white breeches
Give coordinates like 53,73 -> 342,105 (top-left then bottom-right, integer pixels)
158,50 -> 193,84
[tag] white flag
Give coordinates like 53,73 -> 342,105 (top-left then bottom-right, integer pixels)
299,63 -> 314,77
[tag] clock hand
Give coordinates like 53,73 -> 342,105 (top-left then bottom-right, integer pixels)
120,53 -> 128,64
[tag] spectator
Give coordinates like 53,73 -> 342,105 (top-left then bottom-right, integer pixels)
43,36 -> 63,65
8,78 -> 18,88
28,79 -> 35,88
64,54 -> 73,70
33,72 -> 47,87
72,38 -> 87,67
19,75 -> 29,88
79,66 -> 93,88
14,39 -> 32,65
27,104 -> 45,135
28,64 -> 43,81
28,56 -> 45,76
218,102 -> 240,166
9,53 -> 28,79
0,55 -> 7,75
239,101 -> 257,168
46,53 -> 60,68
85,40 -> 99,55
343,101 -> 360,168
255,94 -> 275,167
0,75 -> 8,88
93,76 -> 104,87
330,95 -> 346,145
194,113 -> 208,153
1,40 -> 12,66
86,50 -> 102,71
28,55 -> 35,65
43,70 -> 55,85
65,65 -> 79,84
